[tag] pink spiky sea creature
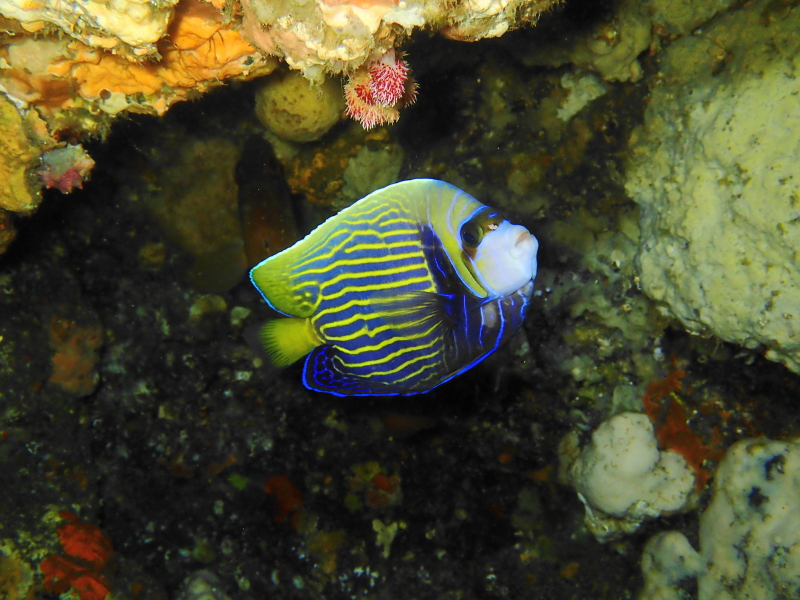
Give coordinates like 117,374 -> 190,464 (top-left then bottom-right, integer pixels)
345,49 -> 418,130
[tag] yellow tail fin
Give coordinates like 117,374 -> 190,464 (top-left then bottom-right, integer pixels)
260,318 -> 322,367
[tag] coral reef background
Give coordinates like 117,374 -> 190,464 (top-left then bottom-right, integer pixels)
2,0 -> 800,599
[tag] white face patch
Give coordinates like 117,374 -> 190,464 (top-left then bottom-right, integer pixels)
472,221 -> 538,297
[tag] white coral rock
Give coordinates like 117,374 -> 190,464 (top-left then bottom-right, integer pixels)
560,412 -> 695,541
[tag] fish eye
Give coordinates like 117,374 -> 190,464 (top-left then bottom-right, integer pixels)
460,223 -> 481,248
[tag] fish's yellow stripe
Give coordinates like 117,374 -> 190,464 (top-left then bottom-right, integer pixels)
293,203 -> 403,260
292,226 -> 351,264
343,200 -> 404,219
335,323 -> 441,355
319,315 -> 435,342
340,212 -> 406,228
357,217 -> 417,228
314,292 -> 436,322
343,241 -> 417,254
319,306 -> 425,330
320,275 -> 433,302
296,251 -> 425,276
288,253 -> 434,310
396,367 -> 439,386
320,264 -> 427,290
291,278 -> 322,290
314,288 -> 435,324
314,297 -> 379,320
293,228 -> 420,269
340,202 -> 403,225
352,348 -> 441,378
293,223 -> 394,266
336,335 -> 441,369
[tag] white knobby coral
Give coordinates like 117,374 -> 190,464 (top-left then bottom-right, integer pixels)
560,412 -> 695,541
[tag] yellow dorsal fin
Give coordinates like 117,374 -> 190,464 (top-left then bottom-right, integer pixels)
260,318 -> 322,368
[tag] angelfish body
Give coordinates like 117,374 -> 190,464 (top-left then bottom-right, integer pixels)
250,179 -> 539,396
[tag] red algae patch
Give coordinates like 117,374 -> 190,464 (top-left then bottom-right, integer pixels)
56,512 -> 113,570
39,513 -> 114,600
643,362 -> 725,490
264,474 -> 303,527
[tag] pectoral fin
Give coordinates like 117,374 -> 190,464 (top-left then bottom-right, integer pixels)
366,290 -> 457,332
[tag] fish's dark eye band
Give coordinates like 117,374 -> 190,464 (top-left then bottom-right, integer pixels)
461,223 -> 481,248
460,208 -> 505,249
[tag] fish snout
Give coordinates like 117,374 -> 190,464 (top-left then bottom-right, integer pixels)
509,227 -> 537,260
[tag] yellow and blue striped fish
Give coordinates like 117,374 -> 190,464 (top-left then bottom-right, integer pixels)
250,179 -> 539,396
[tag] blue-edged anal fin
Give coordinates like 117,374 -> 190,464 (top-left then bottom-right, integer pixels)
303,291 -> 458,397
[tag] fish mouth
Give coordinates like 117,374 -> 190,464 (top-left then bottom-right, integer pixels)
509,229 -> 535,260
516,231 -> 532,246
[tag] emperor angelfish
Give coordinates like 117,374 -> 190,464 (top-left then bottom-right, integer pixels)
250,179 -> 539,396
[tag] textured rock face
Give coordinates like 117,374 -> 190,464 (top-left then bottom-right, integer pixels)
0,0 -> 178,57
241,0 -> 558,81
626,0 -> 800,373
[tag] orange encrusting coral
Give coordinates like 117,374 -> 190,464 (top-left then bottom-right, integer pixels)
643,362 -> 725,490
4,0 -> 276,119
63,0 -> 275,114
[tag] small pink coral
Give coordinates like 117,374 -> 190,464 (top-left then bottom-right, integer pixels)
38,145 -> 96,194
345,49 -> 418,130
369,48 -> 409,106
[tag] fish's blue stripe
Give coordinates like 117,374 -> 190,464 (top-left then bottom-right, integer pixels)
293,229 -> 420,275
318,262 -> 429,295
494,296 -> 506,353
295,200 -> 451,392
